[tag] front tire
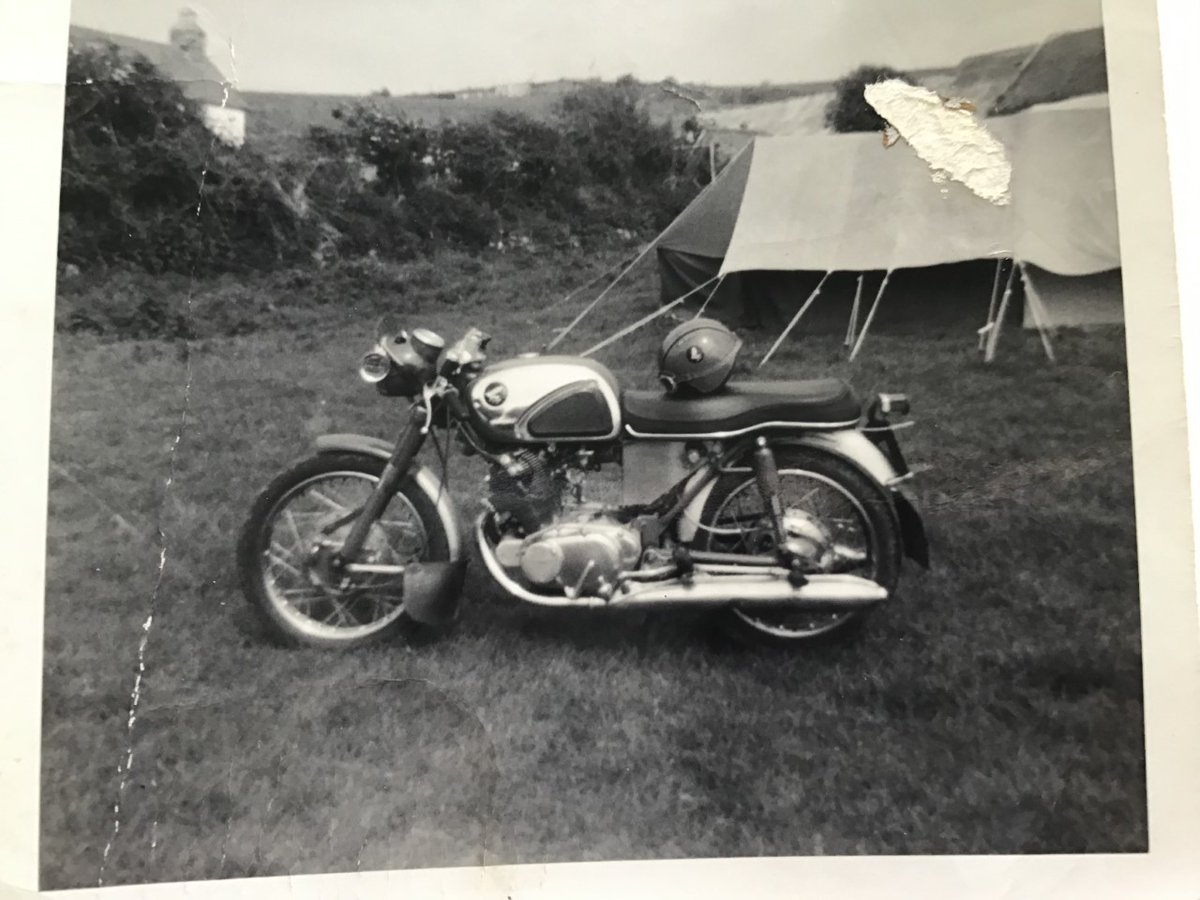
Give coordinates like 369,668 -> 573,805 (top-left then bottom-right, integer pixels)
696,446 -> 902,648
236,452 -> 452,649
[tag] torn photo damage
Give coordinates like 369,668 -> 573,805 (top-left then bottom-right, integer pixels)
26,0 -> 1176,893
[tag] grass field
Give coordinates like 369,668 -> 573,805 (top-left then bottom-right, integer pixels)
40,259 -> 1146,888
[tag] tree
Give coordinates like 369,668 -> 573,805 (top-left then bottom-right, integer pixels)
824,65 -> 913,133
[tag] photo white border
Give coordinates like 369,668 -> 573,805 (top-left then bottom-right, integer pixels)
2,0 -> 1197,896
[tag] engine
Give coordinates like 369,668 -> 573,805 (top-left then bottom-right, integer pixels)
485,448 -> 642,600
493,514 -> 642,599
486,450 -> 561,533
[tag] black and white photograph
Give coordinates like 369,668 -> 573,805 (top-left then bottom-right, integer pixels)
7,0 -> 1198,894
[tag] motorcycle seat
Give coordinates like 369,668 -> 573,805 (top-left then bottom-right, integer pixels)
621,379 -> 861,437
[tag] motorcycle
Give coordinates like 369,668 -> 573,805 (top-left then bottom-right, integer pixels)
237,318 -> 928,649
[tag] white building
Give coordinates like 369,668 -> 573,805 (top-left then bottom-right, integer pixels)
69,9 -> 247,147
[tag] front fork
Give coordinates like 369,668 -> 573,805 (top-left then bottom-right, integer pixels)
336,400 -> 429,563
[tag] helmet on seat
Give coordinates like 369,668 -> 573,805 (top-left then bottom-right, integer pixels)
658,317 -> 743,395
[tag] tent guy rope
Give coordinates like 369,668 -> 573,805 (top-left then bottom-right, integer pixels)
581,274 -> 721,358
759,271 -> 832,367
692,273 -> 726,319
545,146 -> 748,353
544,242 -> 658,351
1018,261 -> 1058,363
545,253 -> 635,313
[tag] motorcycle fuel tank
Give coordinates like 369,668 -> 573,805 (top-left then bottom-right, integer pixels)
468,355 -> 622,443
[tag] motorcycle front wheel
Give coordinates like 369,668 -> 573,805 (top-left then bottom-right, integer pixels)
236,452 -> 452,649
697,446 -> 902,648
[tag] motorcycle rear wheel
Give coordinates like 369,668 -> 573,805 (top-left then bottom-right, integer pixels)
236,452 -> 452,649
697,446 -> 902,648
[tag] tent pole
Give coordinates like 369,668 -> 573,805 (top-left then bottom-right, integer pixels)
581,274 -> 721,358
1018,261 -> 1057,363
845,273 -> 864,348
849,270 -> 893,361
979,258 -> 1005,351
759,271 -> 833,367
984,261 -> 1018,363
544,141 -> 754,352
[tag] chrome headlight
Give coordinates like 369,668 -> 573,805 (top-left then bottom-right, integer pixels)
358,349 -> 392,383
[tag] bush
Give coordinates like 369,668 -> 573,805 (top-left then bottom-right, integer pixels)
824,65 -> 913,133
56,51 -> 716,338
59,43 -> 319,274
306,78 -> 708,259
61,49 -> 708,275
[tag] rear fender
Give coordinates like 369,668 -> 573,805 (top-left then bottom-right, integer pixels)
676,430 -> 928,567
893,490 -> 930,569
314,433 -> 463,561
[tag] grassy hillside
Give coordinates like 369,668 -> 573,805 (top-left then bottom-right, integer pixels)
40,259 -> 1144,887
992,28 -> 1107,115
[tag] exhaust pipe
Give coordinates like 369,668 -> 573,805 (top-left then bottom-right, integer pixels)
475,516 -> 887,611
610,572 -> 886,611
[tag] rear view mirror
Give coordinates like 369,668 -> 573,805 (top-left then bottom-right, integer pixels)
375,314 -> 403,343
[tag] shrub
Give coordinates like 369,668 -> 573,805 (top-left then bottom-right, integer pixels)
59,43 -> 319,274
306,78 -> 708,258
824,65 -> 913,133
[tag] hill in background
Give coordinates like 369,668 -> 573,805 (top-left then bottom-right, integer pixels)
242,26 -> 1107,159
242,78 -> 704,157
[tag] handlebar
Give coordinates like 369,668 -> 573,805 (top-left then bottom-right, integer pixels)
441,327 -> 491,377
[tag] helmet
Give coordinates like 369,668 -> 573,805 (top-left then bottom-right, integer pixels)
658,317 -> 743,395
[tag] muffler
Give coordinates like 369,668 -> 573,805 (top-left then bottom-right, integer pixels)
610,572 -> 887,611
475,514 -> 886,611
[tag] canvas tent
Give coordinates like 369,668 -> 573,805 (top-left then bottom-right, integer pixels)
655,95 -> 1121,353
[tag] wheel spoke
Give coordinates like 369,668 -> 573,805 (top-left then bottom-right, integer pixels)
277,585 -> 325,608
266,546 -> 304,578
283,508 -> 305,552
309,488 -> 353,514
321,595 -> 355,626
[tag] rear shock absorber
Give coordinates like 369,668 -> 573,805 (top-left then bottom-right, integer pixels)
751,436 -> 807,587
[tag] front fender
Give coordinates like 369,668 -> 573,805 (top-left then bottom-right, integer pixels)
314,433 -> 463,561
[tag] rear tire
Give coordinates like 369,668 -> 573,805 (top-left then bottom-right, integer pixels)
236,452 -> 452,649
696,446 -> 902,649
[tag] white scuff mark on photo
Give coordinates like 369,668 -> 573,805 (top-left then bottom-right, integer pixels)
865,79 -> 1012,205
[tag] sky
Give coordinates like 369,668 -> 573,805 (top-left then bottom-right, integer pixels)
68,0 -> 1104,95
